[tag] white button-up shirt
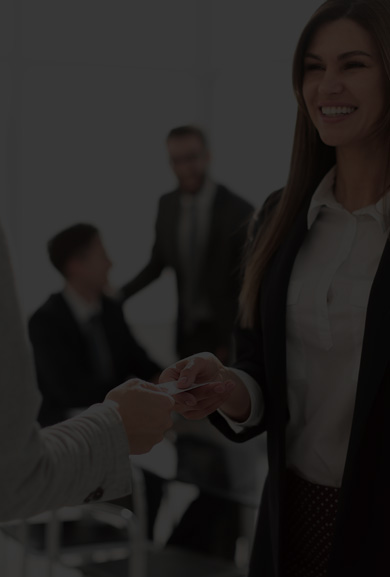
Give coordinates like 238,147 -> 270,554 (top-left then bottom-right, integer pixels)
63,284 -> 102,325
177,179 -> 217,328
177,178 -> 217,263
222,165 -> 390,487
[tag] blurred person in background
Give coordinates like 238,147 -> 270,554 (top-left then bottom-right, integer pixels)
117,125 -> 255,559
118,125 -> 254,364
29,223 -> 161,427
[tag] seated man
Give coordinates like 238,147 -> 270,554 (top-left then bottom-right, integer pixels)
29,223 -> 161,427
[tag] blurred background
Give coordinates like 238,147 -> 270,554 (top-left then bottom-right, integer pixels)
0,0 -> 321,359
0,1 -> 323,576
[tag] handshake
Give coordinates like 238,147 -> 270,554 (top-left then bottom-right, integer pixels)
105,352 -> 241,455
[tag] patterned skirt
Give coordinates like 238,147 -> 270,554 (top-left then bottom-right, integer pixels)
282,468 -> 341,577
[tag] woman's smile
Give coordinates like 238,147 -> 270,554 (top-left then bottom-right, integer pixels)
318,104 -> 358,123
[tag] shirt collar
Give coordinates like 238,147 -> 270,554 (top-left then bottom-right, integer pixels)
63,284 -> 102,325
307,165 -> 390,234
180,178 -> 217,207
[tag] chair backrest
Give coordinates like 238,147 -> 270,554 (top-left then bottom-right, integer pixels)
0,464 -> 150,577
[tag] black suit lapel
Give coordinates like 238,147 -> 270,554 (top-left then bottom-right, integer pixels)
258,196 -> 311,576
341,236 -> 390,471
326,235 -> 390,573
260,195 -> 312,426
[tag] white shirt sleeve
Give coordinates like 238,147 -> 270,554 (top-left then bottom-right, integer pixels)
217,368 -> 265,432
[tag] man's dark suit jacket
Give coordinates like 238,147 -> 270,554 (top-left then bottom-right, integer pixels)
29,293 -> 161,426
210,187 -> 390,576
120,184 -> 254,355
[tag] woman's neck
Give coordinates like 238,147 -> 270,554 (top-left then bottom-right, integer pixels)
334,143 -> 390,212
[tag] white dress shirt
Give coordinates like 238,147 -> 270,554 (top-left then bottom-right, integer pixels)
63,284 -> 115,385
221,165 -> 390,487
177,179 -> 217,329
63,284 -> 102,324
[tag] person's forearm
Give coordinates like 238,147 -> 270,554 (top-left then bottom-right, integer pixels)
219,367 -> 252,422
0,402 -> 132,522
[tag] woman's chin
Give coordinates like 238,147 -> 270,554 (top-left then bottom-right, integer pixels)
317,133 -> 353,148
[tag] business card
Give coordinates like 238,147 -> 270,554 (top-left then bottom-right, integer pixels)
158,381 -> 212,395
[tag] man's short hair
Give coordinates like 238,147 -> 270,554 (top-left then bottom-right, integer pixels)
48,223 -> 99,276
166,125 -> 208,148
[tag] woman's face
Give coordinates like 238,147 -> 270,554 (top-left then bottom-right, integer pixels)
302,18 -> 387,149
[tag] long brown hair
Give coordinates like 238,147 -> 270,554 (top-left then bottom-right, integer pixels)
239,0 -> 390,329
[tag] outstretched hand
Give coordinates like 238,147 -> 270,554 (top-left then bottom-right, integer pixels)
159,352 -> 236,420
105,379 -> 175,454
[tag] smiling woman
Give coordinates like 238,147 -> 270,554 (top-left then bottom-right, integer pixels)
159,1 -> 390,576
303,20 -> 387,144
239,0 -> 390,328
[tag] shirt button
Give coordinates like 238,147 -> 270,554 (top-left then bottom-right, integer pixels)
84,487 -> 105,503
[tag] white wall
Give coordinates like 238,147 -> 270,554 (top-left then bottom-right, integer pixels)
1,0 -> 324,364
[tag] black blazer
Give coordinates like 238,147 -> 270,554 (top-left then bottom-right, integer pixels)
120,184 -> 254,349
210,188 -> 390,576
29,293 -> 161,426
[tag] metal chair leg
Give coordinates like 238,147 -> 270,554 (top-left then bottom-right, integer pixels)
45,509 -> 61,577
19,520 -> 29,577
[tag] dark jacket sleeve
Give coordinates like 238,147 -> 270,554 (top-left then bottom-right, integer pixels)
209,188 -> 284,442
119,197 -> 166,303
28,314 -> 109,409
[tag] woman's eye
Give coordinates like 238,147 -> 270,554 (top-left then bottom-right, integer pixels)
304,64 -> 323,71
304,61 -> 366,72
344,61 -> 365,69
